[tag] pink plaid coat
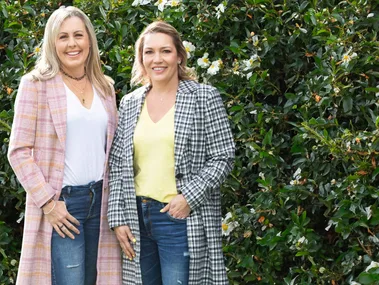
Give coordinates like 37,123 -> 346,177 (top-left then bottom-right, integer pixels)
8,74 -> 122,284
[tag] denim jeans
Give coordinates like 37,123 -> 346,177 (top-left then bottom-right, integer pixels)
51,180 -> 103,285
137,196 -> 190,285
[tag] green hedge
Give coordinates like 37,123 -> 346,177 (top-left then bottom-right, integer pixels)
1,0 -> 379,284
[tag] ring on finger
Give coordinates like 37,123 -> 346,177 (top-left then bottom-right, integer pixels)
59,224 -> 64,229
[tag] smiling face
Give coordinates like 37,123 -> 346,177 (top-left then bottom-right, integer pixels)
142,32 -> 181,87
55,16 -> 90,75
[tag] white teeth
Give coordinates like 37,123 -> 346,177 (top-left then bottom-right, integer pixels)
153,67 -> 165,71
67,51 -> 80,56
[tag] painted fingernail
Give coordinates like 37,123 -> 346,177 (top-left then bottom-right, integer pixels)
159,209 -> 164,212
132,238 -> 136,243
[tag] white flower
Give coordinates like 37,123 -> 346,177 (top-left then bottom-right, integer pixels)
246,72 -> 253,79
331,179 -> 336,185
197,53 -> 210,68
319,267 -> 326,273
154,0 -> 168,11
258,172 -> 265,179
250,110 -> 257,115
298,236 -> 308,244
207,59 -> 222,76
367,13 -> 374,18
216,3 -> 225,13
132,0 -> 151,6
342,48 -> 358,64
169,0 -> 180,6
295,236 -> 308,250
242,54 -> 259,71
222,212 -> 239,236
365,206 -> 372,220
334,87 -> 340,94
365,261 -> 379,272
293,168 -> 302,179
325,220 -> 337,231
250,207 -> 256,214
252,35 -> 259,46
350,282 -> 361,285
215,3 -> 226,19
183,41 -> 196,58
290,179 -> 299,185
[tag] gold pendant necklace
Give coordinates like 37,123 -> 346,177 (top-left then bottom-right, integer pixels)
66,77 -> 87,105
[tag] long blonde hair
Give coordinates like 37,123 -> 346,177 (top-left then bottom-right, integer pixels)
131,21 -> 196,86
30,6 -> 113,97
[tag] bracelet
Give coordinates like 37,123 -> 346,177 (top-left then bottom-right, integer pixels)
43,200 -> 56,215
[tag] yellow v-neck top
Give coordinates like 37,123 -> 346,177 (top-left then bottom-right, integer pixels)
133,102 -> 178,203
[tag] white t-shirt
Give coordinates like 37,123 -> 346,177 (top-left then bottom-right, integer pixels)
62,84 -> 108,187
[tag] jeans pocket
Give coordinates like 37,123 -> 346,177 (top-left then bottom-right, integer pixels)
165,212 -> 187,223
58,193 -> 68,204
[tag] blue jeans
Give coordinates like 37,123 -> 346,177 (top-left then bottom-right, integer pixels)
51,180 -> 103,285
137,196 -> 190,285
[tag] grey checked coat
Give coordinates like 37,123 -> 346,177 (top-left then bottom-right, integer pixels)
108,80 -> 235,284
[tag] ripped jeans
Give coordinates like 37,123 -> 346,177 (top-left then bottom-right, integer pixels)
51,180 -> 103,285
137,196 -> 189,285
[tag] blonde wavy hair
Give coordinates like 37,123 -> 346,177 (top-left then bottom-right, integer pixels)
29,6 -> 113,97
131,21 -> 197,86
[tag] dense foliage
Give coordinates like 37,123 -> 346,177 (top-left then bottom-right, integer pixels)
1,0 -> 379,284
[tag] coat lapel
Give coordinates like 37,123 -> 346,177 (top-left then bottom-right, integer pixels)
46,75 -> 67,150
174,80 -> 197,168
98,88 -> 118,175
123,86 -> 148,161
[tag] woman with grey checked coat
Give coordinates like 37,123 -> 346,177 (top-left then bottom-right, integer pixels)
107,21 -> 235,285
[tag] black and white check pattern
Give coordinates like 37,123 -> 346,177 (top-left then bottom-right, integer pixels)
108,80 -> 235,284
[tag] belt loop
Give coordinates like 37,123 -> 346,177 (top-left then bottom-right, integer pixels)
67,186 -> 71,195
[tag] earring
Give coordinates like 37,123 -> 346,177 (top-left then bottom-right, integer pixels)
178,60 -> 182,65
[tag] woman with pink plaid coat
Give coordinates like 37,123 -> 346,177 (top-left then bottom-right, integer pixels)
8,6 -> 121,285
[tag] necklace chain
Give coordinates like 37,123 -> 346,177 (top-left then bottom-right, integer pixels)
60,69 -> 86,81
65,77 -> 88,105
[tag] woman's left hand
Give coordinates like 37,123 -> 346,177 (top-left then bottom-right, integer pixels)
160,194 -> 191,219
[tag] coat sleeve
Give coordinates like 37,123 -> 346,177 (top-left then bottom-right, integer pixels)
107,96 -> 128,229
181,86 -> 235,211
7,76 -> 56,208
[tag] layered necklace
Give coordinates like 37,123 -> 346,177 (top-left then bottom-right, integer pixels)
61,69 -> 88,105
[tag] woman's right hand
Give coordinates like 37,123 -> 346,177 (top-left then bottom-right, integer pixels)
43,200 -> 80,239
114,225 -> 136,260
